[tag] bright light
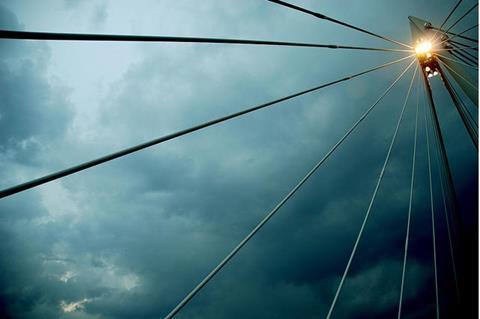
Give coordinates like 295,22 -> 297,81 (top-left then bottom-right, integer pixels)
415,41 -> 432,55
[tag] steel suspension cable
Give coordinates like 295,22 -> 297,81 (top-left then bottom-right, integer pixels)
425,77 -> 467,313
423,86 -> 440,319
449,43 -> 478,65
445,3 -> 478,33
427,94 -> 461,235
0,55 -> 414,200
164,58 -> 416,319
436,64 -> 478,148
455,42 -> 479,52
267,0 -> 412,49
0,30 -> 412,52
439,0 -> 464,31
449,50 -> 478,67
451,43 -> 478,60
438,59 -> 479,92
429,93 -> 461,304
397,68 -> 420,319
429,26 -> 478,44
436,53 -> 478,70
427,81 -> 474,314
444,72 -> 478,127
458,24 -> 479,36
432,0 -> 464,44
422,66 -> 470,315
421,64 -> 466,274
451,82 -> 478,130
436,46 -> 479,54
444,70 -> 478,129
450,40 -> 479,51
438,29 -> 478,43
325,62 -> 417,319
439,24 -> 478,45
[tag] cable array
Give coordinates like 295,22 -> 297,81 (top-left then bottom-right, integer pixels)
0,2 -> 476,318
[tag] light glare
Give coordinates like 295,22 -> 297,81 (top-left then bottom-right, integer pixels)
415,41 -> 432,55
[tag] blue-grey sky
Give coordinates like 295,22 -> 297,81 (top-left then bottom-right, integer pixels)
0,0 -> 477,318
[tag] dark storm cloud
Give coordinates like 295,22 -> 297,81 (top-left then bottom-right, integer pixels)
0,4 -> 76,318
60,55 -> 426,319
0,5 -> 72,165
0,1 -> 477,318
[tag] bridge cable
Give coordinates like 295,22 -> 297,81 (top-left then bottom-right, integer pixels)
439,0 -> 464,31
436,46 -> 479,54
436,53 -> 478,71
431,0 -> 465,45
449,43 -> 478,64
421,64 -> 467,299
458,23 -> 479,36
397,67 -> 420,319
450,80 -> 478,129
423,82 -> 440,319
266,0 -> 412,49
444,72 -> 478,127
439,24 -> 478,45
0,55 -> 414,200
435,27 -> 479,43
429,92 -> 462,304
448,50 -> 478,67
424,66 -> 466,222
441,69 -> 477,137
325,61 -> 417,319
0,30 -> 412,53
450,40 -> 479,51
164,58 -> 416,319
445,3 -> 478,33
437,65 -> 478,148
423,53 -> 471,316
438,59 -> 478,92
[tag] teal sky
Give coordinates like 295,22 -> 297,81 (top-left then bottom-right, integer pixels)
0,1 -> 477,318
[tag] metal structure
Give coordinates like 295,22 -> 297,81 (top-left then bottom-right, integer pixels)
0,1 -> 477,318
410,13 -> 478,318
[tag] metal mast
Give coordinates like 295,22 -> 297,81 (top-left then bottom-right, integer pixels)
409,15 -> 478,318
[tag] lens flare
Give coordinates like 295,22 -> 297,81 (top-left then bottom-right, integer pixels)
415,41 -> 432,55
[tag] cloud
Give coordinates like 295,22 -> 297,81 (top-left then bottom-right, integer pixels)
61,298 -> 91,313
0,1 -> 476,318
91,3 -> 107,29
0,6 -> 72,169
336,259 -> 429,318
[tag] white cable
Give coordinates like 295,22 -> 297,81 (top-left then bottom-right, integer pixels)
325,62 -> 418,319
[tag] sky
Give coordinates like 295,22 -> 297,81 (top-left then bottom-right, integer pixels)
0,0 -> 478,318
